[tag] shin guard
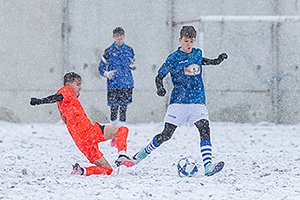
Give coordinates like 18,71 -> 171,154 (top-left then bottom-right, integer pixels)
85,166 -> 113,176
116,126 -> 129,153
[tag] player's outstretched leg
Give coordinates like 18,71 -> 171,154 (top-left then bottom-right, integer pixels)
132,123 -> 177,164
71,163 -> 114,176
115,147 -> 151,167
116,123 -> 177,167
115,137 -> 157,167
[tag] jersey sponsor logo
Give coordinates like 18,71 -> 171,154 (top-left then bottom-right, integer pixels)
179,60 -> 189,64
184,64 -> 201,76
168,114 -> 177,119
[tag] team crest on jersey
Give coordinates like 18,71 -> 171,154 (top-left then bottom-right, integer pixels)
184,64 -> 201,76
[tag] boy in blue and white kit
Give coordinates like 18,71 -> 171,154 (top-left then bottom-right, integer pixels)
117,26 -> 227,176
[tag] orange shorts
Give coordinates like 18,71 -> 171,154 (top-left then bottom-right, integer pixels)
75,122 -> 106,163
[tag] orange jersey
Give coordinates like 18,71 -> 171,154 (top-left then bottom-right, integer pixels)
55,86 -> 127,164
56,86 -> 101,143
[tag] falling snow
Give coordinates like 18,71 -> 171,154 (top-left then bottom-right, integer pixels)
1,121 -> 299,200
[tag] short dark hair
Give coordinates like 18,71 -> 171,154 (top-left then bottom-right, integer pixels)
63,72 -> 81,85
180,26 -> 197,39
113,27 -> 125,36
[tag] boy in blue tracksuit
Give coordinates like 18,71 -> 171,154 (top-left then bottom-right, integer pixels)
117,26 -> 228,176
98,27 -> 135,127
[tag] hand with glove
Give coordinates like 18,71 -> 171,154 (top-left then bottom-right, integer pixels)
103,70 -> 117,80
218,53 -> 228,61
30,98 -> 43,106
129,64 -> 136,70
129,59 -> 136,70
157,87 -> 166,97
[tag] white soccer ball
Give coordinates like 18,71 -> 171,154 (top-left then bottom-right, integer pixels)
177,157 -> 198,177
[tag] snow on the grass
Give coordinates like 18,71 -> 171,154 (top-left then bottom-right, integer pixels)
0,121 -> 300,200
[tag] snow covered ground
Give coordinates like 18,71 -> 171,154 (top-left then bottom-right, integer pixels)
1,121 -> 300,200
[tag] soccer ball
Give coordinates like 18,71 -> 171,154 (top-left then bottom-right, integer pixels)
177,157 -> 198,177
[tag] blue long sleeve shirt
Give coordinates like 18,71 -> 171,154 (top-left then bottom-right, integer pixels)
158,48 -> 206,104
98,42 -> 135,90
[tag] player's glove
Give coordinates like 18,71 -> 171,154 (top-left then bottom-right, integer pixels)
129,64 -> 136,70
218,53 -> 228,61
157,87 -> 166,97
104,70 -> 117,80
30,98 -> 43,106
129,58 -> 136,70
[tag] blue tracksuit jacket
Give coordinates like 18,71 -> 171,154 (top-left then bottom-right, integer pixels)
98,42 -> 134,90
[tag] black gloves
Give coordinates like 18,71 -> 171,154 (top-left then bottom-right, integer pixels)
218,53 -> 228,61
129,65 -> 136,70
155,75 -> 166,97
157,87 -> 166,97
30,98 -> 43,106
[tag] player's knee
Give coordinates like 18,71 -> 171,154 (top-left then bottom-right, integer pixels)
156,133 -> 172,144
156,123 -> 177,144
162,132 -> 172,142
194,119 -> 210,140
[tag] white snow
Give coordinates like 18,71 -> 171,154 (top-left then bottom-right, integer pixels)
1,121 -> 300,200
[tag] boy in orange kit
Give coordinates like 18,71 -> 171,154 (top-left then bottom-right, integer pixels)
30,72 -> 130,176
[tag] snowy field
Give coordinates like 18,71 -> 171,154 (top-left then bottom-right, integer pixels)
0,121 -> 300,200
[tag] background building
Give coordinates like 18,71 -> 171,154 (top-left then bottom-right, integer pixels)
1,0 -> 300,124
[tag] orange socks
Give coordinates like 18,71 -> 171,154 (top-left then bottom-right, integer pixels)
85,166 -> 113,176
116,126 -> 128,153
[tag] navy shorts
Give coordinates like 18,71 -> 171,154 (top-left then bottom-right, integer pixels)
107,88 -> 133,106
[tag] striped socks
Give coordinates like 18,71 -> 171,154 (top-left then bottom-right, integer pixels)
145,137 -> 160,154
200,140 -> 212,168
133,137 -> 160,163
